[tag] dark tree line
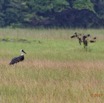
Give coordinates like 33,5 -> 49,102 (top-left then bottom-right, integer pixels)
0,0 -> 104,28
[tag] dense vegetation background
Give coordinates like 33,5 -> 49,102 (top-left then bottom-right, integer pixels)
0,0 -> 104,28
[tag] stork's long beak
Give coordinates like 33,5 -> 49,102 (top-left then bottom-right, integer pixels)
23,50 -> 26,54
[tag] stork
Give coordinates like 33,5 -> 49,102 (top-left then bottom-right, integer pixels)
9,49 -> 26,65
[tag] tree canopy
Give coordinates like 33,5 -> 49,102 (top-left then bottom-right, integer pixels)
0,0 -> 103,28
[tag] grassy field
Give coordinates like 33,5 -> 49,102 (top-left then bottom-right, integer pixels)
0,28 -> 104,103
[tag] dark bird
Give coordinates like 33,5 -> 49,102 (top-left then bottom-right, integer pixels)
90,40 -> 96,43
82,35 -> 88,49
70,32 -> 77,38
89,37 -> 96,43
71,32 -> 83,45
82,34 -> 91,49
77,36 -> 82,45
9,49 -> 26,65
93,37 -> 96,40
82,34 -> 97,50
71,32 -> 96,51
75,32 -> 83,45
70,35 -> 76,38
87,34 -> 90,37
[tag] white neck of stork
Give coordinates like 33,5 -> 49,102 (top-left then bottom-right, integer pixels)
20,49 -> 26,56
21,52 -> 24,56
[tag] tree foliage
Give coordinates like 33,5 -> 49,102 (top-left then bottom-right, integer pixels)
0,0 -> 103,28
91,0 -> 104,18
74,0 -> 94,11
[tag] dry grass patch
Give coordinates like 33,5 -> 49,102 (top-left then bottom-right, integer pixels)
0,59 -> 104,69
0,59 -> 104,103
2,59 -> 103,70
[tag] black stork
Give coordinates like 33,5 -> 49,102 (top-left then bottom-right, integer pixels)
9,49 -> 26,65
